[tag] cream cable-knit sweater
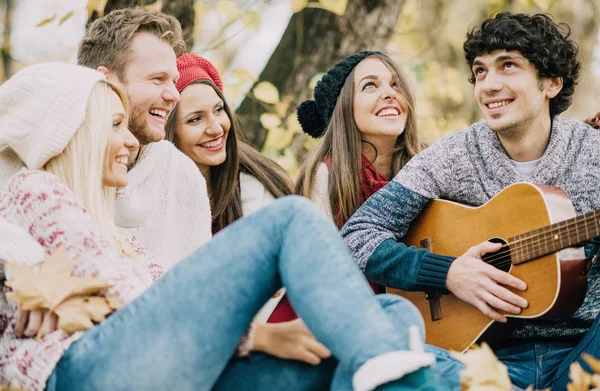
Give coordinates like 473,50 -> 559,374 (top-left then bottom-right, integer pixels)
114,141 -> 212,271
0,169 -> 162,391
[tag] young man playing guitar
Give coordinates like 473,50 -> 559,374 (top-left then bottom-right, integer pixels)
342,12 -> 600,391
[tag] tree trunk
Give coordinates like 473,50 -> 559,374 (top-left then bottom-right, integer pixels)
88,0 -> 195,50
236,0 -> 406,148
0,0 -> 14,81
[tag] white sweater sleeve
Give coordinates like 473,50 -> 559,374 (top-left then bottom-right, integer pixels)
0,219 -> 45,281
310,162 -> 333,220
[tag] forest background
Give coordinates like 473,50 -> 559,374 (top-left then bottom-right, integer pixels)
0,0 -> 598,177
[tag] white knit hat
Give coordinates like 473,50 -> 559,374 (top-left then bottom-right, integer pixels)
0,62 -> 105,171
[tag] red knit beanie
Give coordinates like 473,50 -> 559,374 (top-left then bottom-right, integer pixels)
176,53 -> 223,93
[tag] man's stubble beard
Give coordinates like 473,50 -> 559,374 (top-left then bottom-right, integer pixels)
487,107 -> 539,141
129,102 -> 164,145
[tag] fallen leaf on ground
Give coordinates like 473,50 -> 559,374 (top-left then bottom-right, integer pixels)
568,362 -> 593,391
453,343 -> 512,391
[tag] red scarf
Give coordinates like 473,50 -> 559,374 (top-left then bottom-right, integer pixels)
267,155 -> 388,323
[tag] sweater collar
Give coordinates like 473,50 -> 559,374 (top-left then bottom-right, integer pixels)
469,116 -> 572,188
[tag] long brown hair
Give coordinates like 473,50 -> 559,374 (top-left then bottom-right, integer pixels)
295,53 -> 422,225
165,80 -> 292,231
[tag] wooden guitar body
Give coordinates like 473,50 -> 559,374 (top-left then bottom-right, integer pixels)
386,183 -> 588,352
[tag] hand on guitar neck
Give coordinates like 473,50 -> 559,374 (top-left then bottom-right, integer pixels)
446,241 -> 529,323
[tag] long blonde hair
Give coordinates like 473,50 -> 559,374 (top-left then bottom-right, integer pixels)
295,54 -> 422,225
44,82 -> 128,239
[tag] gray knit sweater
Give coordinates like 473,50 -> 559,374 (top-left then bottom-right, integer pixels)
342,116 -> 600,340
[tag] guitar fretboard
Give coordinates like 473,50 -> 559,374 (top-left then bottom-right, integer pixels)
509,209 -> 600,265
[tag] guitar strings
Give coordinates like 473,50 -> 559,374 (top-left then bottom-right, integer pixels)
487,218 -> 597,265
453,216 -> 599,268
501,213 -> 598,249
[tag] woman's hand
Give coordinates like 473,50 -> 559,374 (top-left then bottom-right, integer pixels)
15,308 -> 58,338
252,319 -> 331,365
583,112 -> 600,129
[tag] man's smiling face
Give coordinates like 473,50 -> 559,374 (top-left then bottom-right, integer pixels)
119,32 -> 180,145
472,50 -> 556,135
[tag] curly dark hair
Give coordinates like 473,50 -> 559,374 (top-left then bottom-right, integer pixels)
463,12 -> 580,117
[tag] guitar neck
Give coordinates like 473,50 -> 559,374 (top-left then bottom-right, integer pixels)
509,209 -> 600,265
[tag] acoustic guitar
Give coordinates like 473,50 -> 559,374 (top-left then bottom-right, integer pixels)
386,182 -> 595,352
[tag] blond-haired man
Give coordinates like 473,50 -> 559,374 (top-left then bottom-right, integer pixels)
78,8 -> 211,270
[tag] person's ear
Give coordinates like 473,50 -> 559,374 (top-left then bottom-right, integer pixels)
546,76 -> 563,99
96,66 -> 122,86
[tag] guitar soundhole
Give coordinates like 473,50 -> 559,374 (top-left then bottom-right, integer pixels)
482,237 -> 511,273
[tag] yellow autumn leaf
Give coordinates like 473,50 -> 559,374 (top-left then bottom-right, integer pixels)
453,343 -> 512,391
143,0 -> 163,13
568,362 -> 592,391
86,0 -> 108,19
55,295 -> 122,333
231,68 -> 257,82
5,246 -> 112,311
304,134 -> 320,151
37,15 -> 56,27
582,353 -> 600,374
264,128 -> 295,151
224,83 -> 245,102
242,11 -> 261,31
105,295 -> 123,310
59,11 -> 75,25
318,0 -> 348,16
216,0 -> 240,21
253,81 -> 280,104
0,380 -> 25,391
260,113 -> 282,130
285,113 -> 302,133
291,0 -> 309,13
5,246 -> 118,337
275,148 -> 299,177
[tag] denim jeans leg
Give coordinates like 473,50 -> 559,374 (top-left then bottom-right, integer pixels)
495,343 -> 537,389
212,353 -> 336,391
551,314 -> 600,390
421,343 -> 533,391
211,295 -> 415,391
331,296 -> 452,391
47,197 -> 428,391
424,344 -> 463,390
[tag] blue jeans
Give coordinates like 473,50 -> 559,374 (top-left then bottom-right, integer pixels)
213,295 -> 430,391
425,313 -> 600,391
46,197 -> 447,391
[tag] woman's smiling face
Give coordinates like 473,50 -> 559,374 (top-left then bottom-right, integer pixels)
102,89 -> 138,188
352,58 -> 409,146
174,83 -> 231,174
